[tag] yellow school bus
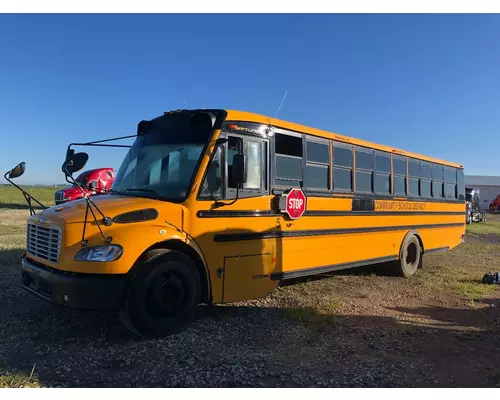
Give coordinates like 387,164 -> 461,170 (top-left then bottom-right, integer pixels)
19,109 -> 466,337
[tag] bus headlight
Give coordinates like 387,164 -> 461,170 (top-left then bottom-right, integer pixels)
75,245 -> 123,262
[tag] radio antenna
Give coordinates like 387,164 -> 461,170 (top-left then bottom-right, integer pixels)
275,91 -> 288,118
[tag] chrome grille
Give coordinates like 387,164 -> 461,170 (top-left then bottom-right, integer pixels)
26,222 -> 62,264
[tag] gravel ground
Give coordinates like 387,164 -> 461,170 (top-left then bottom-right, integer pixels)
1,209 -> 499,388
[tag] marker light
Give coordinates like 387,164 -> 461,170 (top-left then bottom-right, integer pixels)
75,245 -> 123,262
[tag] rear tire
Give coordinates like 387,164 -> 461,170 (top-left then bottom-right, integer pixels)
122,250 -> 201,338
394,233 -> 422,278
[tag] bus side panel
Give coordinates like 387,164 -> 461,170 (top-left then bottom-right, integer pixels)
418,225 -> 464,253
275,202 -> 465,276
223,253 -> 277,303
190,196 -> 277,304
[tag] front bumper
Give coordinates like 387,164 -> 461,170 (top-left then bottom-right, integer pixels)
21,257 -> 127,311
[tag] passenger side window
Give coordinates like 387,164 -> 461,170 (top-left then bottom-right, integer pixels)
420,161 -> 432,198
355,148 -> 374,194
408,158 -> 420,197
392,156 -> 406,196
374,151 -> 391,195
432,164 -> 444,198
275,132 -> 303,188
304,139 -> 330,190
444,166 -> 457,200
333,143 -> 353,191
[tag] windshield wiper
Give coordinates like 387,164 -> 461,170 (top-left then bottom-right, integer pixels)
124,188 -> 161,199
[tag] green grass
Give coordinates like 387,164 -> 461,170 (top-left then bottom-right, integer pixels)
466,220 -> 500,235
455,281 -> 497,304
416,239 -> 500,305
0,185 -> 57,208
283,294 -> 341,330
0,367 -> 39,388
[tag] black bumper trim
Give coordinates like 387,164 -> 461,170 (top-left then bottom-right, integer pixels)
21,258 -> 127,311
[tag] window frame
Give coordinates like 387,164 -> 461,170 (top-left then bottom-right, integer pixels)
304,136 -> 330,191
273,129 -> 304,189
226,133 -> 269,199
374,150 -> 391,195
392,155 -> 407,196
332,142 -> 353,193
431,163 -> 444,199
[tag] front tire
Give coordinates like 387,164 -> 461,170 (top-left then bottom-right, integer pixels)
122,250 -> 201,338
394,233 -> 422,278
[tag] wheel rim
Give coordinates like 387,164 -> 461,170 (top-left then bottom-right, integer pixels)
146,271 -> 187,318
405,242 -> 418,269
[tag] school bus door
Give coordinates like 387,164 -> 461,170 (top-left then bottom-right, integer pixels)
192,132 -> 279,303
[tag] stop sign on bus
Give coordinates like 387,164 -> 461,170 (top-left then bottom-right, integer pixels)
283,188 -> 307,219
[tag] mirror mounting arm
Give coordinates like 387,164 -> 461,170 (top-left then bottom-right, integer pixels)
65,134 -> 136,154
3,168 -> 47,216
63,164 -> 112,246
213,185 -> 240,208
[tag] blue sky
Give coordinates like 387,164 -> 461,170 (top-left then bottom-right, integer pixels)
1,13 -> 499,184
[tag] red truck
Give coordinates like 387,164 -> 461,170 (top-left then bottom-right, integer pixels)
490,194 -> 500,212
55,167 -> 115,204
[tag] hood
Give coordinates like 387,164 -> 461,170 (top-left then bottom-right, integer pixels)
43,194 -> 161,221
29,194 -> 187,251
26,194 -> 190,274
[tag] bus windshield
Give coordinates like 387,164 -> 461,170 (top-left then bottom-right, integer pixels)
111,112 -> 214,201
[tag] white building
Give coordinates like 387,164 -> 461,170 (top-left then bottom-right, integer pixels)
465,175 -> 500,210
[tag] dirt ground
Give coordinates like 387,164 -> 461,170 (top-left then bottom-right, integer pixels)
0,208 -> 499,388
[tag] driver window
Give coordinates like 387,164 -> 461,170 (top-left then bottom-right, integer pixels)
199,145 -> 222,200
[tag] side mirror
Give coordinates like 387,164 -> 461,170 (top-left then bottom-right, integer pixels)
232,154 -> 247,186
62,152 -> 89,177
87,181 -> 95,190
65,148 -> 75,163
8,162 -> 26,179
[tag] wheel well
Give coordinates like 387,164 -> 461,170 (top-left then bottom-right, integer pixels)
399,229 -> 424,256
399,230 -> 424,269
129,240 -> 211,304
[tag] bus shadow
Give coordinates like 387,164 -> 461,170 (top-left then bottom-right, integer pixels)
279,260 -> 400,288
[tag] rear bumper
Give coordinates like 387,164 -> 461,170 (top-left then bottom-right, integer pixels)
21,257 -> 127,311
